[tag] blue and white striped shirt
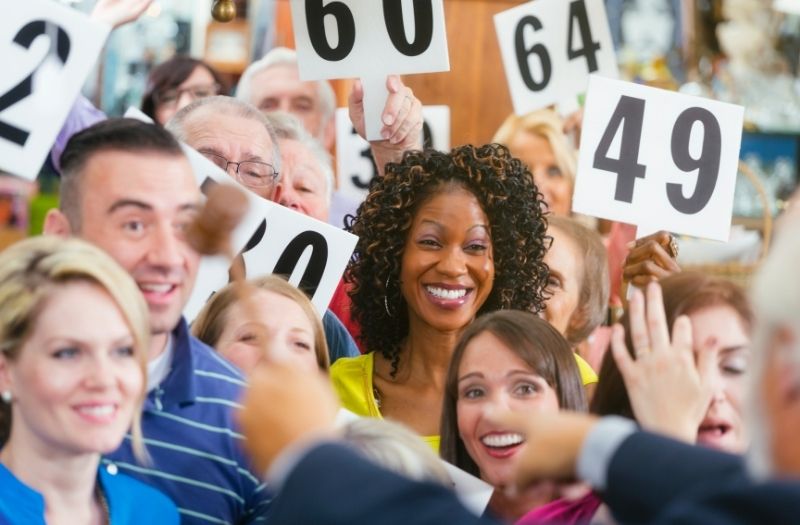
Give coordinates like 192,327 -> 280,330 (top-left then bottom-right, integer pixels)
106,318 -> 270,524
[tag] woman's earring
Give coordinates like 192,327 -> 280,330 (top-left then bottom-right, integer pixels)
1,391 -> 11,403
384,276 -> 395,318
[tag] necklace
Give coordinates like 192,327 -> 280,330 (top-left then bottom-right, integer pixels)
372,386 -> 382,409
95,483 -> 110,525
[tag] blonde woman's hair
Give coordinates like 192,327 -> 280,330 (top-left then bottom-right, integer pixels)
0,236 -> 150,460
492,109 -> 577,184
192,275 -> 329,371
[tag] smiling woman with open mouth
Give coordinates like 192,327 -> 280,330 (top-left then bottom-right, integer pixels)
440,310 -> 586,522
331,144 -> 551,452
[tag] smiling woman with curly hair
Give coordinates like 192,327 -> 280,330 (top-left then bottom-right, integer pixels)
330,143 -> 550,450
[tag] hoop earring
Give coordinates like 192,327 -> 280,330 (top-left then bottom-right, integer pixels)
1,391 -> 11,403
384,276 -> 395,318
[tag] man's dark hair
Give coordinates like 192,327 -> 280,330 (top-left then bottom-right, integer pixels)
59,118 -> 185,230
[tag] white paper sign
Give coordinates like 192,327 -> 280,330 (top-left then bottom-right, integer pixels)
573,76 -> 744,242
442,462 -> 494,517
185,151 -> 358,320
124,108 -> 358,320
335,104 -> 450,199
290,0 -> 450,140
0,0 -> 109,179
494,0 -> 617,116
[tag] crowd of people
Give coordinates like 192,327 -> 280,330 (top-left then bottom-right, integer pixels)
1,0 -> 799,524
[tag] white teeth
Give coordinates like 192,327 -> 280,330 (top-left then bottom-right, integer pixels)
139,283 -> 173,293
77,405 -> 115,417
426,286 -> 467,300
481,433 -> 524,448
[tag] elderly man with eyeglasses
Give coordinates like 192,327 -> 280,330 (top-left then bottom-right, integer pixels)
167,96 -> 283,201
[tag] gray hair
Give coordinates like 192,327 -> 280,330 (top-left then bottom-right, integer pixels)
265,111 -> 334,204
166,95 -> 282,178
746,213 -> 800,479
236,47 -> 336,137
341,418 -> 452,486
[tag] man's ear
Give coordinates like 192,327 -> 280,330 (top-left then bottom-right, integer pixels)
43,208 -> 72,236
271,182 -> 283,205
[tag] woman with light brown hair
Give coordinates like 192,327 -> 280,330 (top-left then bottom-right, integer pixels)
440,310 -> 586,522
192,275 -> 329,373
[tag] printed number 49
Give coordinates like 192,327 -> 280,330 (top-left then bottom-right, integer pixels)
515,0 -> 600,92
593,96 -> 722,215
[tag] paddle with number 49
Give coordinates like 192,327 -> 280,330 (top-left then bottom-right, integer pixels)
573,75 -> 745,242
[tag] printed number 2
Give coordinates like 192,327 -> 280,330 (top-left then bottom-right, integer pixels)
0,21 -> 71,146
592,96 -> 723,215
514,0 -> 600,92
305,0 -> 434,62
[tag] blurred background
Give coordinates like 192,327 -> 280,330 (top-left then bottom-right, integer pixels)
2,0 -> 799,251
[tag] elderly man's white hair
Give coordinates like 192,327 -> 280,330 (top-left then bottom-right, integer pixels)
746,211 -> 800,479
236,47 -> 337,136
165,95 -> 282,179
265,111 -> 334,205
341,418 -> 451,486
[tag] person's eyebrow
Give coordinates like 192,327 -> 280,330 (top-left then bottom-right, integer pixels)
108,199 -> 153,214
419,219 -> 488,230
458,371 -> 484,383
506,369 -> 538,378
178,203 -> 202,213
466,224 -> 490,234
197,147 -> 225,157
719,345 -> 749,356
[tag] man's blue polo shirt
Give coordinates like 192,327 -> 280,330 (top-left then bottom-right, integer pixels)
105,318 -> 270,524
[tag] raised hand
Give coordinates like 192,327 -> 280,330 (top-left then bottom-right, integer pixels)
238,363 -> 339,474
611,283 -> 714,443
91,0 -> 153,30
622,231 -> 681,288
349,75 -> 423,175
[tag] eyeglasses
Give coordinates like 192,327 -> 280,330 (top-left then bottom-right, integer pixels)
155,83 -> 221,108
201,151 -> 279,189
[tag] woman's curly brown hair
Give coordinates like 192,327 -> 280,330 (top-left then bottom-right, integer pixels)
345,144 -> 550,375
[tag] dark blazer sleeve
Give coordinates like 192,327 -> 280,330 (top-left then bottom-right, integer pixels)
653,479 -> 800,525
603,431 -> 746,524
268,442 -> 499,525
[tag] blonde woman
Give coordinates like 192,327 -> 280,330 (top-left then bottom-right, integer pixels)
192,275 -> 330,374
493,110 -> 577,217
0,236 -> 178,525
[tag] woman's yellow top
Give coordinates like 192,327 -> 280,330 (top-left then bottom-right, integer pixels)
330,352 -> 442,451
575,353 -> 598,385
330,352 -> 597,453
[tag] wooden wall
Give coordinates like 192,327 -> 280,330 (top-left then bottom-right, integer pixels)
403,0 -> 521,146
271,0 -> 525,147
